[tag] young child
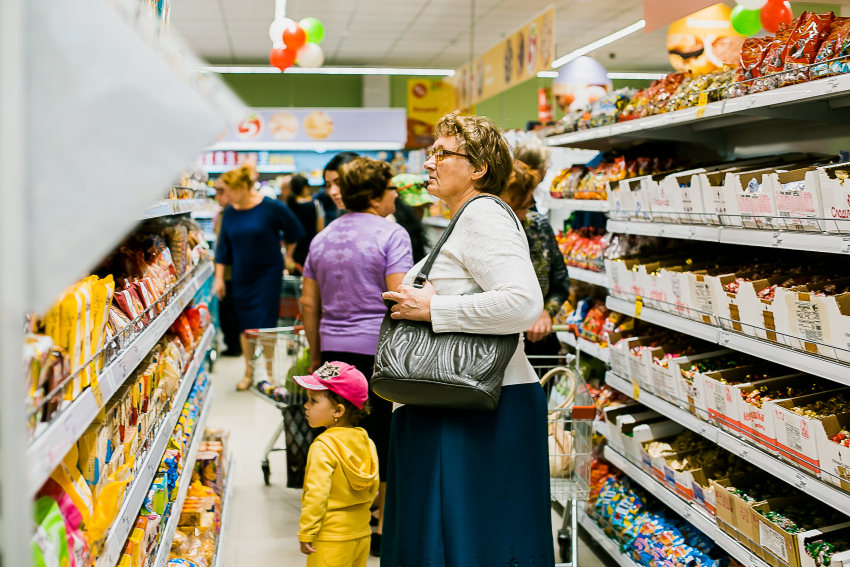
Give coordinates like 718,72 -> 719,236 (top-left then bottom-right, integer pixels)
295,362 -> 379,567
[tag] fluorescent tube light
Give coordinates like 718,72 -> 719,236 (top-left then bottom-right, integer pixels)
607,72 -> 667,80
537,71 -> 559,78
552,20 -> 646,68
199,66 -> 456,76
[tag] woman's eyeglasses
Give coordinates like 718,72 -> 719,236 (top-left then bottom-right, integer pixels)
426,147 -> 470,162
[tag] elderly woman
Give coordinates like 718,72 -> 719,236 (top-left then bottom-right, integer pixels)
380,114 -> 554,566
300,156 -> 413,555
503,160 -> 570,358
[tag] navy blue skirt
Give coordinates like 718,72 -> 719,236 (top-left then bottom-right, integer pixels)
231,267 -> 282,333
381,383 -> 555,567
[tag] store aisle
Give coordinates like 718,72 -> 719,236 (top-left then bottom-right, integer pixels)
209,354 -> 614,567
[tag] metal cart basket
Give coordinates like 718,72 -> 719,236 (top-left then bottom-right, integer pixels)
244,326 -> 316,488
533,355 -> 595,567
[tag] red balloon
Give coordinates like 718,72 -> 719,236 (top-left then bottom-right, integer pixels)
283,23 -> 307,51
269,47 -> 296,70
760,0 -> 793,33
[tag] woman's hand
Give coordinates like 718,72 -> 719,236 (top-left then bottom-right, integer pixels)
381,282 -> 436,322
213,276 -> 226,300
310,354 -> 323,373
300,542 -> 316,555
526,311 -> 553,342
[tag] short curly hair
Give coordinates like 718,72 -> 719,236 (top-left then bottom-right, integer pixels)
504,161 -> 538,210
338,157 -> 395,212
220,164 -> 256,192
434,112 -> 513,196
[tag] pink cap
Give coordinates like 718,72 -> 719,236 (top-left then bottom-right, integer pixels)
293,362 -> 369,409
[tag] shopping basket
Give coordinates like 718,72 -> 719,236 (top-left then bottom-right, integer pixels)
532,355 -> 595,567
244,326 -> 317,488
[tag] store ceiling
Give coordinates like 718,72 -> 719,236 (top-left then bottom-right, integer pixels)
170,0 -> 674,72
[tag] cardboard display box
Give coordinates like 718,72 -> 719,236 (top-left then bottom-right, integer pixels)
650,347 -> 733,406
786,280 -> 850,364
631,339 -> 699,396
772,388 -> 850,476
607,178 -> 633,220
769,166 -> 823,233
622,176 -> 654,222
703,365 -> 780,436
737,374 -> 818,455
621,418 -> 684,467
815,411 -> 850,490
799,524 -> 850,567
815,162 -> 850,234
602,404 -> 660,456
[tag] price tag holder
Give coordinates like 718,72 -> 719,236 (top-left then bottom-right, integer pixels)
696,92 -> 709,118
631,377 -> 641,401
634,296 -> 643,318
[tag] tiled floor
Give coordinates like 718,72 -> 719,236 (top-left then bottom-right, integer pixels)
208,354 -> 616,567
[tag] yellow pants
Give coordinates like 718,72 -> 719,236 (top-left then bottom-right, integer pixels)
307,536 -> 370,567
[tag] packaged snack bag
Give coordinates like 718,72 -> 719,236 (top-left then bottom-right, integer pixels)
784,11 -> 835,85
32,497 -> 69,567
756,22 -> 798,91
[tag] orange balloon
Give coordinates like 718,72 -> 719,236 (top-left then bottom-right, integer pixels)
269,47 -> 296,70
283,23 -> 307,51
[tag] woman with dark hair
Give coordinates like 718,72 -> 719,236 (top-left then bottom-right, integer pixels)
299,157 -> 413,556
286,174 -> 325,268
317,151 -> 359,222
390,174 -> 431,264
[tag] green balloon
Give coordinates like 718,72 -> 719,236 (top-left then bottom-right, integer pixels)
299,17 -> 325,44
730,5 -> 761,36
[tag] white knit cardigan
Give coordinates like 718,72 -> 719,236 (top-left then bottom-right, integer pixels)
401,197 -> 544,386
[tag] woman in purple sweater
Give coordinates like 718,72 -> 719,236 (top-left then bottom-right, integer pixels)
299,157 -> 413,556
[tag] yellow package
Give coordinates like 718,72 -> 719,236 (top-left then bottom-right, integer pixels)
50,445 -> 93,523
90,275 -> 115,368
77,278 -> 94,386
58,286 -> 84,399
87,456 -> 133,542
44,300 -> 62,348
77,423 -> 107,488
129,527 -> 144,567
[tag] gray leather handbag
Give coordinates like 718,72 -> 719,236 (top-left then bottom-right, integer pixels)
372,195 -> 521,411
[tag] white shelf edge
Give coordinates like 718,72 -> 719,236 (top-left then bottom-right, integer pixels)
592,419 -> 607,437
567,266 -> 609,287
547,199 -> 610,212
142,199 -> 212,219
151,384 -> 215,567
606,219 -> 850,255
603,446 -> 769,567
604,371 -> 850,518
95,325 -> 214,567
27,261 -> 214,496
212,457 -> 235,567
555,332 -> 610,364
605,295 -> 850,385
577,508 -> 636,567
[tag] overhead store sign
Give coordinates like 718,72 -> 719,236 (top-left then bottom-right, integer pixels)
452,6 -> 555,108
644,0 -> 722,33
406,79 -> 455,149
211,108 -> 407,149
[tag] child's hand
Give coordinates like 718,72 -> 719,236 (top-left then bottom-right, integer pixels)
300,542 -> 316,555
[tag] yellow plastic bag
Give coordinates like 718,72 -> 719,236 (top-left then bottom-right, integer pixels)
86,456 -> 134,542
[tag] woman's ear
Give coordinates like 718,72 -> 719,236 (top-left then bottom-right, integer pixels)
470,162 -> 488,182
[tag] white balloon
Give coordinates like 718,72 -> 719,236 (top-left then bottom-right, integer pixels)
268,18 -> 294,44
735,0 -> 767,9
297,43 -> 325,68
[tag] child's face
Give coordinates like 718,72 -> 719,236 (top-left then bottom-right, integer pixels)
304,390 -> 342,428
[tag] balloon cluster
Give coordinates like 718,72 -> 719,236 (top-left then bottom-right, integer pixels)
268,16 -> 326,70
731,0 -> 793,35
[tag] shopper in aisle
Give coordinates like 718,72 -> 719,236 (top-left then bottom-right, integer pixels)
299,156 -> 413,557
296,362 -> 379,567
213,178 -> 241,357
317,152 -> 359,222
287,174 -> 326,270
504,160 -> 569,358
390,173 -> 434,220
390,174 -> 432,263
213,164 -> 306,390
514,135 -> 550,185
379,113 -> 554,567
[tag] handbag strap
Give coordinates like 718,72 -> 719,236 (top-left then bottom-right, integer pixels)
413,194 -> 520,289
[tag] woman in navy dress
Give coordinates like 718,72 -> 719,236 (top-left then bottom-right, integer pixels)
213,165 -> 305,389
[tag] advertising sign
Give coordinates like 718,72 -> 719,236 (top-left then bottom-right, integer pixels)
406,79 -> 455,148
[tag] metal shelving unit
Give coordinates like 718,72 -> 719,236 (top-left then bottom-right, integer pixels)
26,261 -> 214,495
211,457 -> 236,567
95,325 -> 214,567
151,385 -> 215,567
567,266 -> 609,287
547,199 -> 610,212
142,199 -> 212,219
577,508 -> 638,567
604,370 -> 850,515
555,332 -> 610,364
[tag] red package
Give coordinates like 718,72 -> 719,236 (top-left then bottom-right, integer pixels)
783,11 -> 835,85
113,289 -> 138,321
126,285 -> 150,324
756,22 -> 799,91
170,314 -> 194,350
184,307 -> 203,339
734,37 -> 773,93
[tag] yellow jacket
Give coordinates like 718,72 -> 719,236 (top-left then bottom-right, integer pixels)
298,427 -> 379,543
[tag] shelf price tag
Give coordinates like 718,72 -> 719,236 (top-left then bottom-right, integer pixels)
634,296 -> 643,318
696,92 -> 709,118
631,377 -> 640,401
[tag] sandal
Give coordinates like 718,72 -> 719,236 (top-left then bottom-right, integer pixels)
236,375 -> 252,391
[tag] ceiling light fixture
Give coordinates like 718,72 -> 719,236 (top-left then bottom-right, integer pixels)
551,20 -> 646,68
199,66 -> 456,76
536,71 -> 559,78
537,70 -> 667,80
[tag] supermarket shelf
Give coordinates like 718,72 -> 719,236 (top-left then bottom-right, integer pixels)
605,371 -> 850,518
142,199 -> 211,219
605,295 -> 850,385
603,446 -> 768,567
544,73 -> 850,155
422,216 -> 450,228
547,199 -> 610,212
567,266 -> 609,287
212,457 -> 236,567
26,261 -> 214,496
202,164 -> 296,174
593,419 -> 607,437
606,220 -> 850,254
96,325 -> 214,567
555,332 -> 610,364
577,508 -> 637,567
151,385 -> 215,567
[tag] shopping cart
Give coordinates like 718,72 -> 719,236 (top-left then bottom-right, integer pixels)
279,274 -> 302,326
244,326 -> 317,487
532,355 -> 595,567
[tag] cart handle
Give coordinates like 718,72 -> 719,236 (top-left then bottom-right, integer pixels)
571,405 -> 596,420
